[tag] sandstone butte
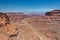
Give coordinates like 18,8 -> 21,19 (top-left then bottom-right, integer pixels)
0,10 -> 60,40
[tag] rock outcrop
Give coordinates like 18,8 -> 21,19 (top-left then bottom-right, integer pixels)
45,10 -> 60,16
0,13 -> 18,40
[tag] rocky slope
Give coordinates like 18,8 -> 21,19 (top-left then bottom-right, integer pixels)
0,13 -> 18,40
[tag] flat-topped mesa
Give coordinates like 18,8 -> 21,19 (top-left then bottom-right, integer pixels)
45,10 -> 60,16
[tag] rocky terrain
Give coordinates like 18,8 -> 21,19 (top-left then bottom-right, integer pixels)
0,10 -> 60,40
45,10 -> 60,16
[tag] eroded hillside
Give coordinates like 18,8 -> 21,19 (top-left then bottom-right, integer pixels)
0,13 -> 18,40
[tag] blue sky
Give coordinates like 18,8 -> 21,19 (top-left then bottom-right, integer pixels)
0,0 -> 60,12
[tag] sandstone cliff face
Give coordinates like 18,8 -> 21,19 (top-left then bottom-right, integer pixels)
0,13 -> 18,40
45,10 -> 60,16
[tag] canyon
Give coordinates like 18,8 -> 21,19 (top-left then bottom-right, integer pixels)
0,10 -> 60,40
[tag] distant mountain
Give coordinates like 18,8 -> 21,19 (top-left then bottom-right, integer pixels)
30,11 -> 45,16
